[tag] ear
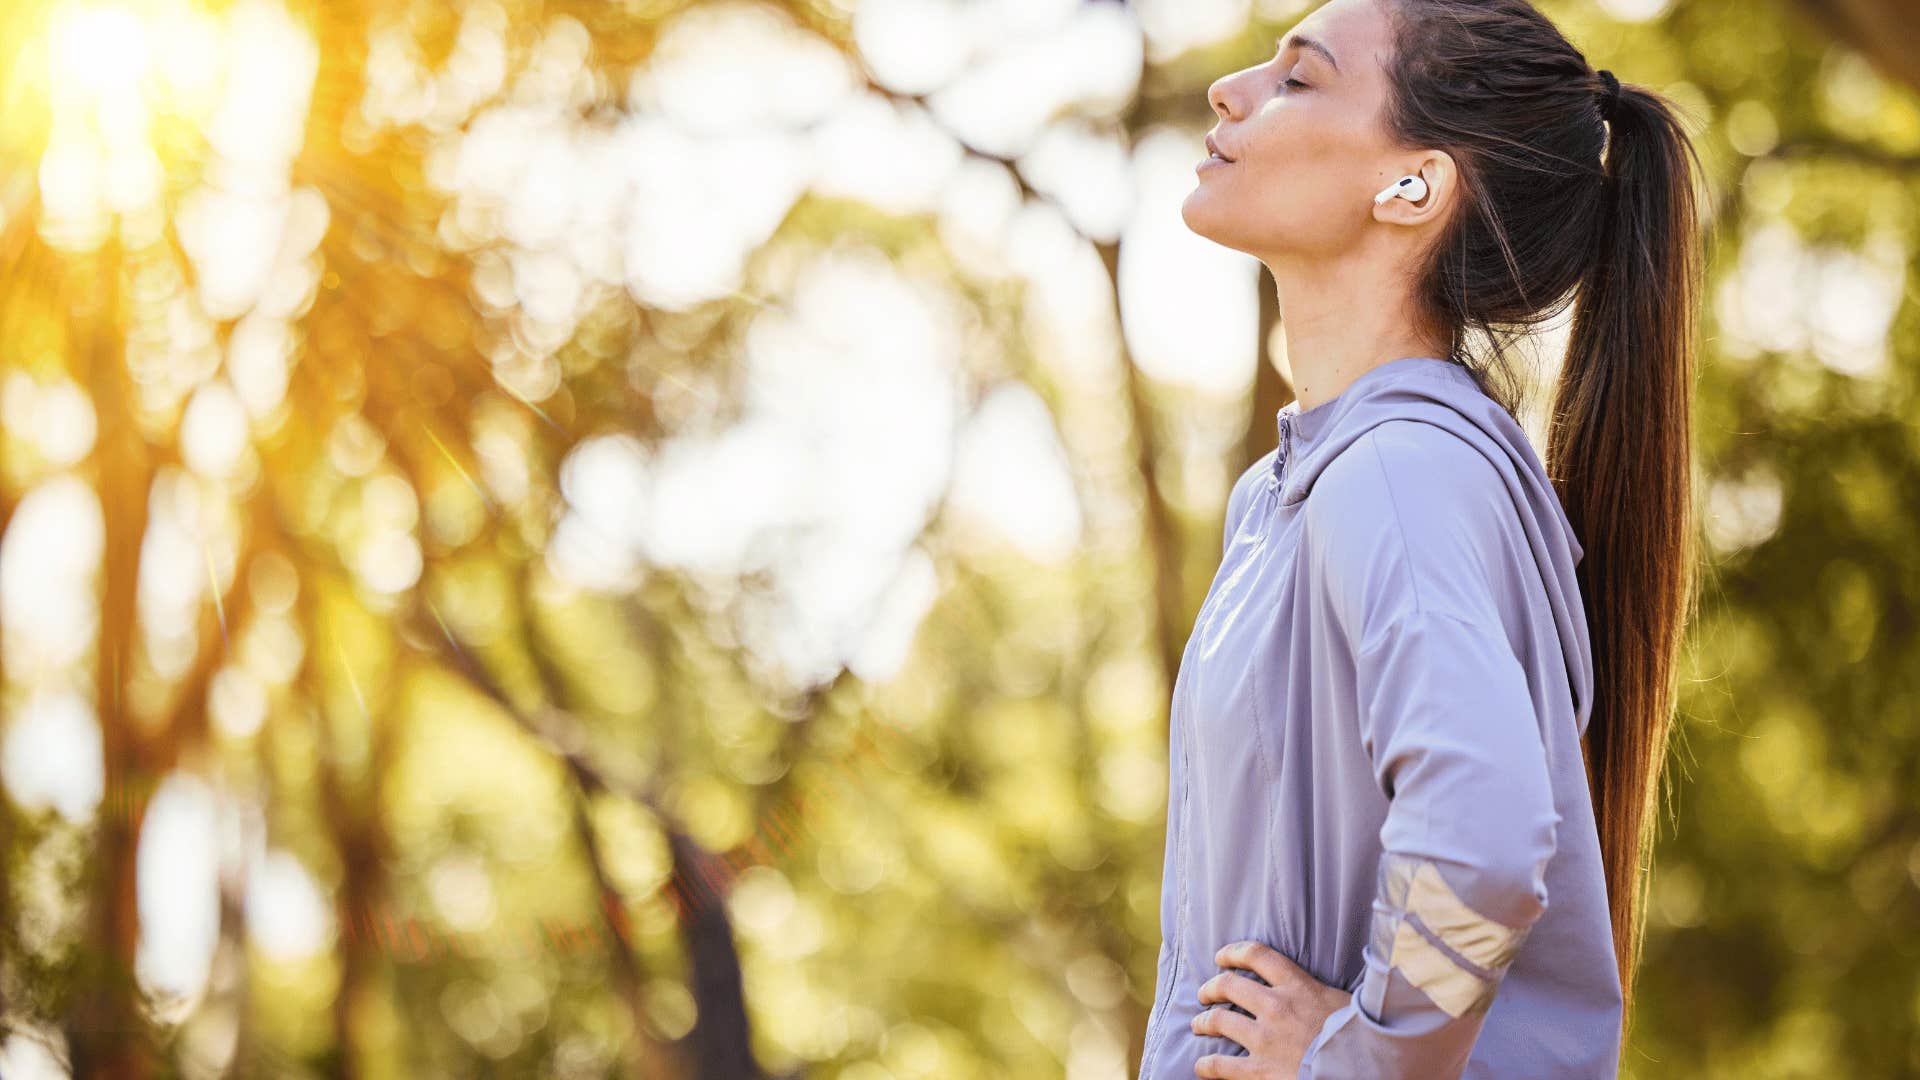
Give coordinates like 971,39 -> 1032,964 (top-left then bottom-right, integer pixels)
1371,149 -> 1456,228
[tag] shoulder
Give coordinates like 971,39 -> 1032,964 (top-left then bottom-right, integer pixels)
1303,420 -> 1515,634
1305,420 -> 1509,539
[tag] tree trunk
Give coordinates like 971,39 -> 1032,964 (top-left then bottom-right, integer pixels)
69,245 -> 156,1080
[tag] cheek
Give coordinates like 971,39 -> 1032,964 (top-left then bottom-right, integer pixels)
1184,151 -> 1365,257
1248,122 -> 1377,238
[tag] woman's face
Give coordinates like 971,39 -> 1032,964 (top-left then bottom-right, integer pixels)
1181,0 -> 1410,262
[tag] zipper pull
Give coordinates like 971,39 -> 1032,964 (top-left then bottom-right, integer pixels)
1272,413 -> 1292,483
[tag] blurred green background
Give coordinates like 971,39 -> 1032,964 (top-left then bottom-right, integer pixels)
0,0 -> 1915,1076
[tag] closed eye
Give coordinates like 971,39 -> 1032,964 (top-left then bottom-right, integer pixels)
1282,77 -> 1308,90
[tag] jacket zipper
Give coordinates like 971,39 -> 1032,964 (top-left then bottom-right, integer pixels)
1146,415 -> 1294,1075
1271,412 -> 1293,487
1141,635 -> 1201,1077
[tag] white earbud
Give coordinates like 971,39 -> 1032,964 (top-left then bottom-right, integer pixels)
1373,175 -> 1429,205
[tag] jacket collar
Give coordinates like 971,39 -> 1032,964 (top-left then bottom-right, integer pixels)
1271,356 -> 1471,499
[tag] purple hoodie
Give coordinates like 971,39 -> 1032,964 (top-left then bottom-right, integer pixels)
1137,356 -> 1622,1079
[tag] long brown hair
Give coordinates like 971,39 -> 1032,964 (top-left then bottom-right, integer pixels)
1377,0 -> 1706,1037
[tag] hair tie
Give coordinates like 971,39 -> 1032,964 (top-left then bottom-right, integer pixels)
1596,68 -> 1621,121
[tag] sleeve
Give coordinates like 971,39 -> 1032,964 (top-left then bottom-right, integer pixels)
1295,605 -> 1562,1079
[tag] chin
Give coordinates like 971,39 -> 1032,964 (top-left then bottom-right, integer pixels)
1181,187 -> 1248,252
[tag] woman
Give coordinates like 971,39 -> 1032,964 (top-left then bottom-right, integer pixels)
1138,0 -> 1704,1077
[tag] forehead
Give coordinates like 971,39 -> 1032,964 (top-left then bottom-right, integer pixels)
1289,0 -> 1395,65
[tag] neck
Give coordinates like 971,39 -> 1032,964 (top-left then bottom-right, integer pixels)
1264,246 -> 1448,412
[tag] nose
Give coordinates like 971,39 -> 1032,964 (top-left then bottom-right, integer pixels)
1207,73 -> 1240,122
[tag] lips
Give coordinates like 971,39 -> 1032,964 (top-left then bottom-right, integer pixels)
1205,133 -> 1235,163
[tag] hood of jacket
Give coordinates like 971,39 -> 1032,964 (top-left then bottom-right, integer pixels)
1271,355 -> 1594,737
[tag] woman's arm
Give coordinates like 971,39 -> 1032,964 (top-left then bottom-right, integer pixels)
1189,607 -> 1558,1080
1293,605 -> 1559,1078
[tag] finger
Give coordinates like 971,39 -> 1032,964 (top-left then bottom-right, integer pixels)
1189,1002 -> 1259,1049
1193,1051 -> 1261,1079
1195,970 -> 1278,1016
1215,939 -> 1309,991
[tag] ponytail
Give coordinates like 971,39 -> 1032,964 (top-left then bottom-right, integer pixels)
1378,0 -> 1711,1040
1547,72 -> 1705,1029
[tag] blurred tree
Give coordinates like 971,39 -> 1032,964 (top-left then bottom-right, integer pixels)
1792,0 -> 1920,93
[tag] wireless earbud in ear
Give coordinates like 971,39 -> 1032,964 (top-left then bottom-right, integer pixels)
1373,175 -> 1429,205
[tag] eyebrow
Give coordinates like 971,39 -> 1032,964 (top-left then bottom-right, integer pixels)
1277,32 -> 1340,73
